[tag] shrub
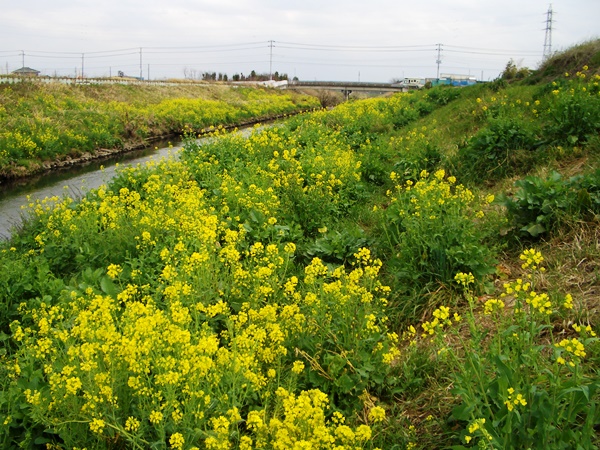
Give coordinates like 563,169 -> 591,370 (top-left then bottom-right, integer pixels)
457,116 -> 539,183
544,70 -> 600,145
379,169 -> 496,292
425,86 -> 462,106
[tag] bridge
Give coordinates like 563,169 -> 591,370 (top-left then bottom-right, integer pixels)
287,80 -> 407,100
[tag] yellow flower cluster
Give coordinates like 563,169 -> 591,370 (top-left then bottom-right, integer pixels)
368,406 -> 386,423
246,388 -> 373,449
454,272 -> 475,288
421,306 -> 457,337
464,418 -> 492,444
496,249 -> 562,316
483,298 -> 505,316
563,293 -> 574,310
504,387 -> 527,412
519,248 -> 544,270
572,323 -> 597,337
555,338 -> 586,367
525,291 -> 552,315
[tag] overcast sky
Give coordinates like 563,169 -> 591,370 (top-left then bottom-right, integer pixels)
0,0 -> 598,82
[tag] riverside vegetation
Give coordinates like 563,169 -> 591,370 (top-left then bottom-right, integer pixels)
0,82 -> 320,180
1,40 -> 599,449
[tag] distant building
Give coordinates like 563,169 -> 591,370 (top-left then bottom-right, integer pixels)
394,77 -> 426,91
12,67 -> 40,77
433,73 -> 477,87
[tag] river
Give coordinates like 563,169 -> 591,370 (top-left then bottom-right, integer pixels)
0,139 -> 183,240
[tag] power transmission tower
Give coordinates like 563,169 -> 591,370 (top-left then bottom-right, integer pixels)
542,4 -> 554,62
436,43 -> 443,79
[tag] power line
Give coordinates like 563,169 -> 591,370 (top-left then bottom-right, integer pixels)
444,44 -> 539,54
276,40 -> 434,49
1,39 -> 540,80
444,49 -> 539,56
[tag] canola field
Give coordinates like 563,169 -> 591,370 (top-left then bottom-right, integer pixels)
1,67 -> 599,449
0,82 -> 319,179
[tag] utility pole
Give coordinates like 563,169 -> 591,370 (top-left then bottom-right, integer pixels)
21,50 -> 24,68
81,53 -> 84,79
269,40 -> 274,80
436,43 -> 443,79
139,48 -> 143,80
147,64 -> 150,81
542,4 -> 554,62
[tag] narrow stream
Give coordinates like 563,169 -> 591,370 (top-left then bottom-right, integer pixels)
0,122 -> 269,240
0,139 -> 182,240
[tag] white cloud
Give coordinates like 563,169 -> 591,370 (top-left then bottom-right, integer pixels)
1,0 -> 598,81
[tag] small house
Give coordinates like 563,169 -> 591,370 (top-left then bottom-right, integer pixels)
12,67 -> 40,77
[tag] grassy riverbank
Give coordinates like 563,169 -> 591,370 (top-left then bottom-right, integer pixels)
1,40 -> 599,449
0,82 -> 320,180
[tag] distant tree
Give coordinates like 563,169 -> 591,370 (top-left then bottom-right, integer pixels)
184,67 -> 201,80
232,74 -> 240,81
250,70 -> 257,80
501,59 -> 530,81
223,74 -> 228,82
202,72 -> 217,81
502,59 -> 518,80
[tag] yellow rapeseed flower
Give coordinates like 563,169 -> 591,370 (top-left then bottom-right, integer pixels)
291,361 -> 305,374
368,406 -> 386,423
169,432 -> 185,450
107,263 -> 122,279
89,418 -> 105,434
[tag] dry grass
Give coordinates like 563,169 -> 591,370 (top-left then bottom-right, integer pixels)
542,223 -> 600,319
531,38 -> 600,83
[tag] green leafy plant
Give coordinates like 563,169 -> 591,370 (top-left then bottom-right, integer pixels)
457,116 -> 539,182
501,170 -> 600,237
303,227 -> 369,264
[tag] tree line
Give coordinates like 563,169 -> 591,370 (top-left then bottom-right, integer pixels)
182,68 -> 295,82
